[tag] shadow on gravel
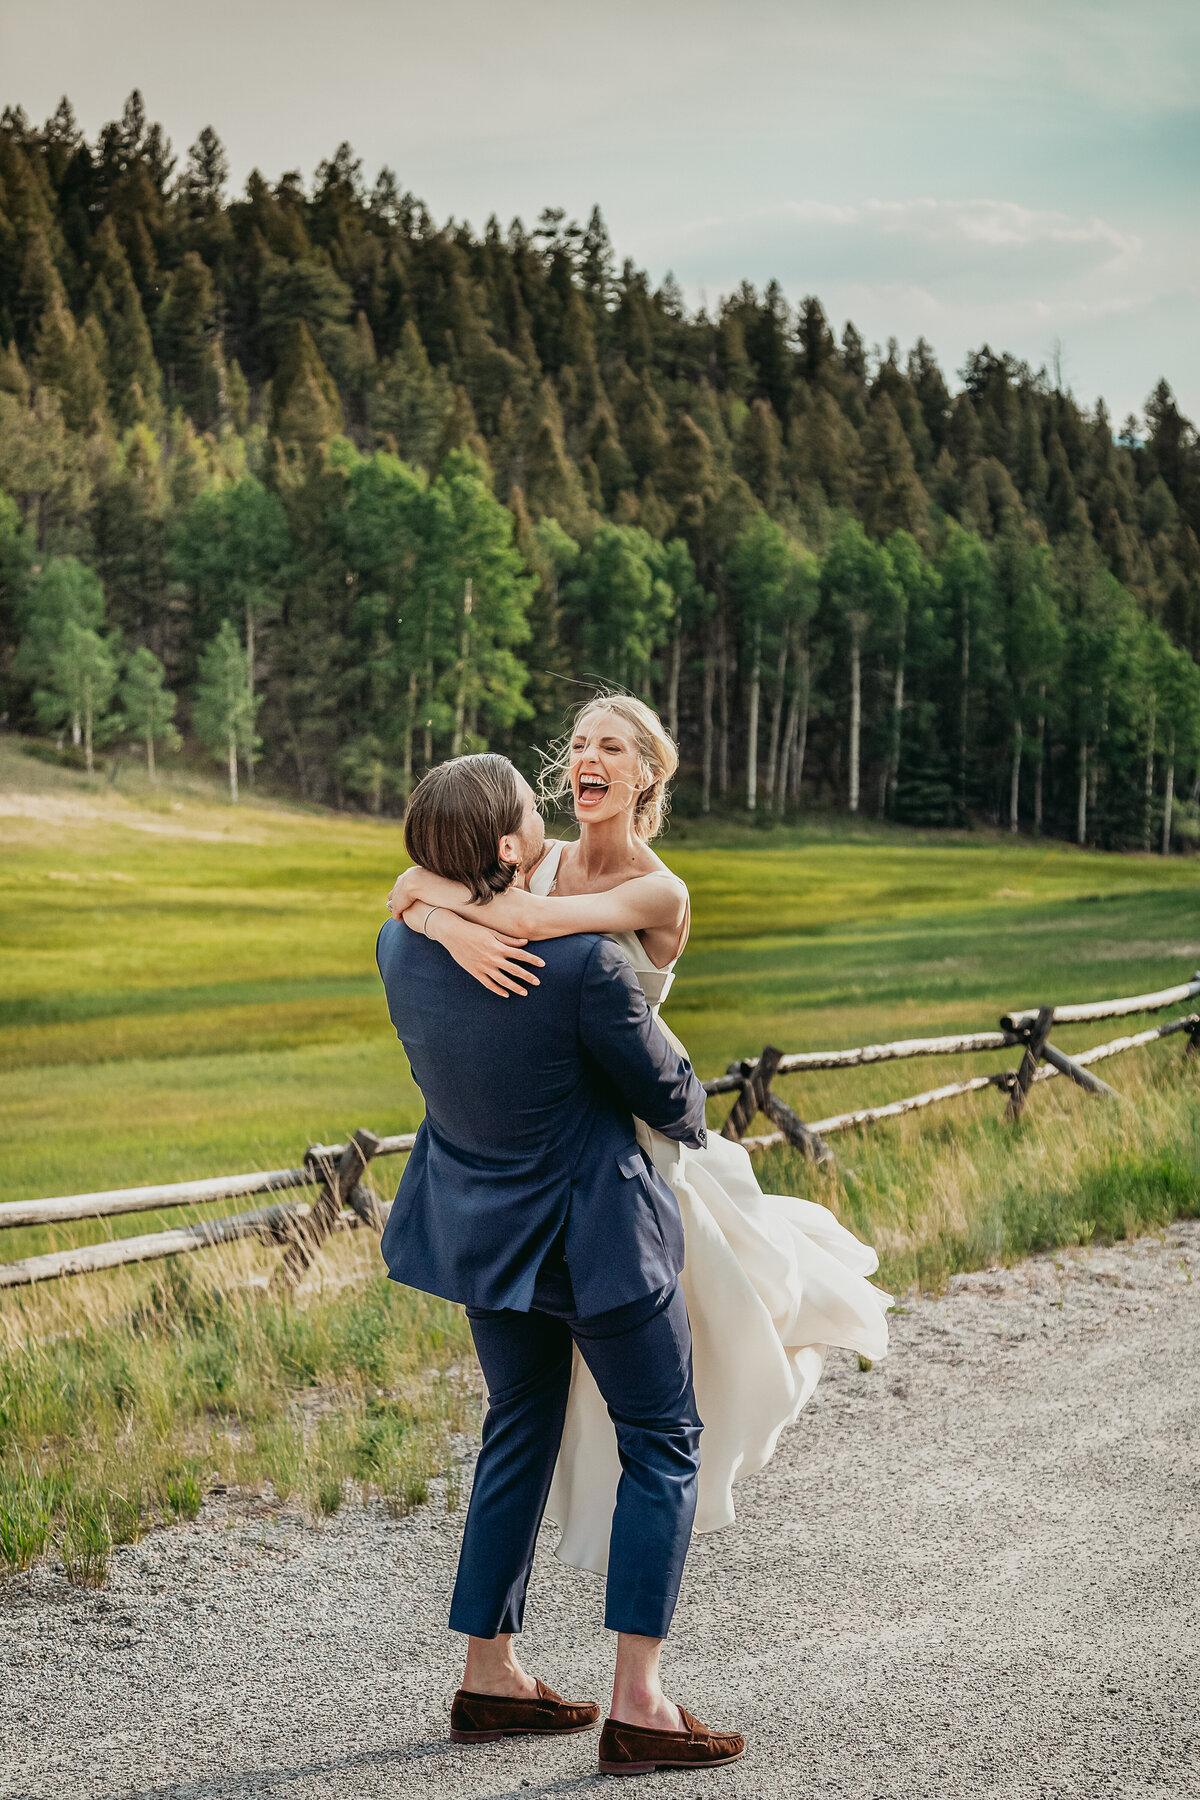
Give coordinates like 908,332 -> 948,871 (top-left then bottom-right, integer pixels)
88,1739 -> 610,1800
89,1738 -> 449,1800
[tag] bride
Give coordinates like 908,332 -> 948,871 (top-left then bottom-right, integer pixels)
388,693 -> 891,1574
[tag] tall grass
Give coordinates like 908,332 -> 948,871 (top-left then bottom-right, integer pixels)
758,1037 -> 1200,1291
0,1227 -> 473,1583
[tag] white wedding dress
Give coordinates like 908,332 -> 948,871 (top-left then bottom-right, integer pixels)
532,840 -> 893,1576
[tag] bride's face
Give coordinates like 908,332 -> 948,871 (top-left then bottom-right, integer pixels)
569,709 -> 646,826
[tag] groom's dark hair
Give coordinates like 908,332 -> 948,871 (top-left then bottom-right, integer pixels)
403,754 -> 524,904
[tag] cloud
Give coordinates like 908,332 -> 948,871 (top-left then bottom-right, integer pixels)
664,198 -> 1142,300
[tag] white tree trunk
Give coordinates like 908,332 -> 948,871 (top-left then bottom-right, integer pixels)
763,629 -> 788,806
1076,739 -> 1087,845
1162,739 -> 1175,855
701,643 -> 715,814
959,593 -> 970,815
228,739 -> 240,805
146,731 -> 157,783
717,611 -> 730,798
746,622 -> 762,812
667,617 -> 682,744
1143,700 -> 1156,853
777,654 -> 802,816
451,580 -> 473,758
1009,717 -> 1022,833
84,706 -> 94,776
792,650 -> 811,805
245,602 -> 256,787
403,668 -> 417,797
888,657 -> 905,813
848,628 -> 862,815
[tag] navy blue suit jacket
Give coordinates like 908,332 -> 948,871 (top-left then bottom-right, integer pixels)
376,918 -> 708,1317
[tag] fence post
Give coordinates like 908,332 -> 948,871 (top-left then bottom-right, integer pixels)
273,1128 -> 382,1289
1005,1005 -> 1055,1122
721,1045 -> 784,1142
719,1046 -> 834,1165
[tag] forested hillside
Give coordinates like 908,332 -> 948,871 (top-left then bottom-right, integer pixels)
1,92 -> 1198,846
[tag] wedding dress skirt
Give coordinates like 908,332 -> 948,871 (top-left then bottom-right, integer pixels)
531,843 -> 893,1576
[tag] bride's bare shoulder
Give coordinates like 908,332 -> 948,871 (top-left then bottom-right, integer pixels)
641,846 -> 687,891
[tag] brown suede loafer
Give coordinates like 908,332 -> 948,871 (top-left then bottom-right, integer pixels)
450,1678 -> 601,1743
598,1707 -> 745,1775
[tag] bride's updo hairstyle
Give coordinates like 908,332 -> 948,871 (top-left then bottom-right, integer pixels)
540,693 -> 678,843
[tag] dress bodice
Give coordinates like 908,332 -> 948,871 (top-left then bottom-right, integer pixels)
528,840 -> 678,1012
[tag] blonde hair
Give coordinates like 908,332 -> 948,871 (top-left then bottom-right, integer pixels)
540,692 -> 679,842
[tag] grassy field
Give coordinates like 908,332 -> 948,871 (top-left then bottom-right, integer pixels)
2,735 -> 1199,1579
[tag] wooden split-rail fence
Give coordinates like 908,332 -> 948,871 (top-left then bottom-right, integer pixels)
2,972 -> 1198,1293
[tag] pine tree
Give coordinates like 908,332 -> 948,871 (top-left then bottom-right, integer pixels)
797,297 -> 835,385
433,385 -> 491,474
737,399 -> 783,514
180,126 -> 229,214
370,319 -> 452,464
269,318 -> 344,455
523,381 -> 591,535
859,392 -> 930,542
155,251 -> 221,427
0,490 -> 33,709
32,292 -> 107,429
658,413 -> 718,550
92,422 -> 168,643
87,219 -> 162,425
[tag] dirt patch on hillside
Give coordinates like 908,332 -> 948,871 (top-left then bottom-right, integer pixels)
0,791 -> 267,844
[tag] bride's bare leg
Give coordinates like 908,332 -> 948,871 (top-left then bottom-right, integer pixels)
463,1633 -> 539,1698
611,1634 -> 685,1729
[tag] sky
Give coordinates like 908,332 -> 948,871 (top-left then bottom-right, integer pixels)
2,0 -> 1197,425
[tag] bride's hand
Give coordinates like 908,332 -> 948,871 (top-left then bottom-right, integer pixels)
386,869 -> 420,919
430,910 -> 545,997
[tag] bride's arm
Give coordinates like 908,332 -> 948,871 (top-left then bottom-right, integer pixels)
397,899 -> 545,997
389,864 -> 687,944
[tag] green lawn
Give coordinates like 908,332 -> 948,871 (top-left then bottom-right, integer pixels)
2,735 -> 1199,1262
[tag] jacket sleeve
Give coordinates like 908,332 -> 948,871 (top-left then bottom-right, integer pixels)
577,937 -> 708,1148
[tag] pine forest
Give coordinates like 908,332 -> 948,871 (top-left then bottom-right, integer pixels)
2,92 -> 1199,851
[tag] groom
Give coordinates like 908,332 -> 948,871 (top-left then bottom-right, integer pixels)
376,753 -> 744,1777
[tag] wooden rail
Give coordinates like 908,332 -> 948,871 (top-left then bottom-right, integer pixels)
0,1134 -> 417,1232
2,975 -> 1197,1290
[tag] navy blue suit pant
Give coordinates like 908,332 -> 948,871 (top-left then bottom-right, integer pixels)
449,1250 -> 702,1641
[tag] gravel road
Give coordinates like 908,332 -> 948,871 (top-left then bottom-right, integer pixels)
3,1222 -> 1197,1800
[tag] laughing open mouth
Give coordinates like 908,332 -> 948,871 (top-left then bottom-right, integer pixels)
577,774 -> 609,805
